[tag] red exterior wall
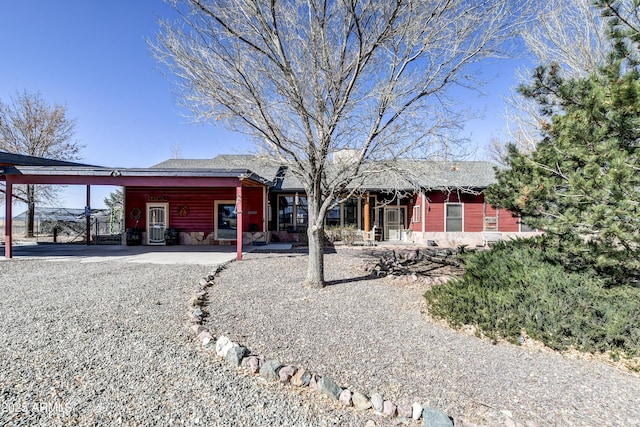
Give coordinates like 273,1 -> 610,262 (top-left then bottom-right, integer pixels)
124,187 -> 264,235
425,192 -> 447,232
418,191 -> 520,233
463,194 -> 485,232
498,207 -> 521,232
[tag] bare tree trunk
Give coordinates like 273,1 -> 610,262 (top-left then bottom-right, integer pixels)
304,190 -> 325,288
305,224 -> 325,288
26,184 -> 35,238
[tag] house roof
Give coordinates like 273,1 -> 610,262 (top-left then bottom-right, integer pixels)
0,164 -> 271,187
1,152 -> 497,192
152,155 -> 282,185
156,154 -> 497,192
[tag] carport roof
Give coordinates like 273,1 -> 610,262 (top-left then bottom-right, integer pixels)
0,151 -> 95,167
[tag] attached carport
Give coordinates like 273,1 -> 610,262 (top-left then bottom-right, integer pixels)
1,152 -> 268,261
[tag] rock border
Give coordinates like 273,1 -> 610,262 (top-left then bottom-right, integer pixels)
186,263 -> 536,427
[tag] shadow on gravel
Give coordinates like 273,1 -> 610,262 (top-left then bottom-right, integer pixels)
325,273 -> 380,287
250,246 -> 337,254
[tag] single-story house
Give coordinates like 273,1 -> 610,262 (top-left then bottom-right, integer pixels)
1,151 -> 538,259
143,154 -> 537,248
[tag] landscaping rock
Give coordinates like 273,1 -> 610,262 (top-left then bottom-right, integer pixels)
309,374 -> 320,391
339,389 -> 352,406
259,359 -> 282,381
383,400 -> 397,417
422,408 -> 453,427
225,345 -> 248,367
188,295 -> 204,307
398,404 -> 412,418
197,330 -> 212,342
215,336 -> 231,356
352,391 -> 373,411
317,376 -> 342,400
371,393 -> 384,412
241,356 -> 261,373
291,368 -> 311,387
190,325 -> 205,335
278,365 -> 297,383
412,402 -> 423,420
202,340 -> 215,351
191,307 -> 203,318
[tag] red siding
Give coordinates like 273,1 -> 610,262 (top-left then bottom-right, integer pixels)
463,194 -> 484,232
485,203 -> 498,217
422,192 -> 492,232
425,192 -> 446,232
124,187 -> 264,234
498,207 -> 520,232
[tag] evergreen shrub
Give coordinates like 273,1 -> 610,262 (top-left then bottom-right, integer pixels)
424,237 -> 640,357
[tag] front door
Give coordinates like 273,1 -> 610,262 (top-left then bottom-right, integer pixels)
215,200 -> 238,241
147,203 -> 168,245
384,207 -> 405,241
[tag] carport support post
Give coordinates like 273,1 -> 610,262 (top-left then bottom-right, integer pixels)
86,185 -> 91,245
4,179 -> 13,259
236,185 -> 243,261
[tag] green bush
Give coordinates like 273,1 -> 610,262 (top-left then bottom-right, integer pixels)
424,238 -> 640,357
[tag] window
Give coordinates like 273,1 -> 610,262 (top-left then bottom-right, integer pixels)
296,196 -> 308,230
445,203 -> 463,232
215,201 -> 237,240
326,203 -> 341,227
344,197 -> 358,227
278,196 -> 294,231
520,219 -> 536,232
412,205 -> 421,223
277,194 -> 309,231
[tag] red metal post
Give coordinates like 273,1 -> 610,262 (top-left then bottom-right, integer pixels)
4,179 -> 12,259
86,185 -> 91,245
236,184 -> 243,261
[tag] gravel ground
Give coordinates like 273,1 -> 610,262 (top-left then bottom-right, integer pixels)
205,248 -> 640,426
0,259 -> 371,426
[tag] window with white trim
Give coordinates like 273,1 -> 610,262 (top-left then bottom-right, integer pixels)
412,205 -> 421,223
445,203 -> 463,232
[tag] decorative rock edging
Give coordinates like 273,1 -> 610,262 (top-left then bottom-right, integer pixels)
186,264 -> 536,427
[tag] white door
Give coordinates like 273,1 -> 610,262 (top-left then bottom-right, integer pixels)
147,204 -> 168,245
384,207 -> 404,241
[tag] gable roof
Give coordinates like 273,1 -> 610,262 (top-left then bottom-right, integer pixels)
152,155 -> 282,185
153,154 -> 498,192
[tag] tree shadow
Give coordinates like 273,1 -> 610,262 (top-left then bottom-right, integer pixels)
325,273 -> 381,287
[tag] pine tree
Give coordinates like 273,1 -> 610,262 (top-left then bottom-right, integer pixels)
487,2 -> 640,279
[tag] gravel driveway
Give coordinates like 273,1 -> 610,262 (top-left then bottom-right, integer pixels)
205,248 -> 640,426
0,259 -> 369,426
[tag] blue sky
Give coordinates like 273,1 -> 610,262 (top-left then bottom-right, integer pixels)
0,1 -> 524,209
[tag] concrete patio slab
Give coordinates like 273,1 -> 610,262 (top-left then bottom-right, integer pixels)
0,243 -> 245,266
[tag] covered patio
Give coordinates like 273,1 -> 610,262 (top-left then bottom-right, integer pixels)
1,152 -> 269,261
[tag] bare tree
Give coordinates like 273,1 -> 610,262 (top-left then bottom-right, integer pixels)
154,0 -> 532,288
490,0 -> 620,164
0,91 -> 81,237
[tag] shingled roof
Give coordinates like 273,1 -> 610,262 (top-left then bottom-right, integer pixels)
153,154 -> 498,192
152,155 -> 282,185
